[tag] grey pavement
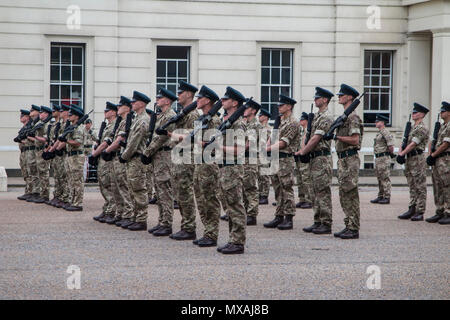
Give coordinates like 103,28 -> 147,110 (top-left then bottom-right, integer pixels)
0,186 -> 448,300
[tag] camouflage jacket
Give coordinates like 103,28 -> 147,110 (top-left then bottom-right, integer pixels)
278,114 -> 301,154
34,120 -> 50,148
335,111 -> 363,153
66,124 -> 85,153
436,121 -> 450,151
374,127 -> 394,154
408,121 -> 429,152
144,107 -> 177,157
121,110 -> 150,160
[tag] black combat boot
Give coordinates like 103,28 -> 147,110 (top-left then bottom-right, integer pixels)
148,197 -> 157,204
127,222 -> 147,231
170,230 -> 196,240
93,212 -> 106,221
147,224 -> 161,233
105,216 -> 120,224
217,243 -> 231,253
378,198 -> 390,204
303,222 -> 321,233
312,224 -> 331,234
410,212 -> 424,221
65,205 -> 83,211
26,193 -> 40,202
263,215 -> 284,228
398,205 -> 415,220
339,229 -> 359,239
173,201 -> 179,209
295,201 -> 304,208
333,227 -> 348,238
220,214 -> 228,221
34,197 -> 48,204
258,196 -> 268,205
300,202 -> 312,209
277,215 -> 293,230
121,220 -> 135,229
272,202 -> 277,206
197,237 -> 217,247
246,216 -> 257,226
17,193 -> 31,201
370,197 -> 381,203
153,226 -> 172,236
426,211 -> 443,223
220,243 -> 244,254
438,217 -> 450,225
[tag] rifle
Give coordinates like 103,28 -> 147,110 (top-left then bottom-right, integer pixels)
426,114 -> 441,166
298,103 -> 315,163
87,118 -> 107,166
323,91 -> 366,140
189,100 -> 223,141
140,109 -> 158,164
43,120 -> 61,160
58,109 -> 94,142
13,118 -> 33,143
203,98 -> 252,147
55,120 -> 70,157
118,111 -> 134,149
396,113 -> 412,165
155,101 -> 197,135
18,114 -> 52,140
41,121 -> 54,160
265,113 -> 282,158
100,115 -> 123,162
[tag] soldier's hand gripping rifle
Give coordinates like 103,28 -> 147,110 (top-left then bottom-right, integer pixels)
13,118 -> 33,142
43,121 -> 61,160
203,98 -> 252,148
298,103 -> 315,163
57,109 -> 94,142
140,110 -> 158,165
87,118 -> 107,166
41,120 -> 55,160
189,100 -> 223,142
18,113 -> 52,140
396,113 -> 412,165
155,101 -> 198,136
117,111 -> 134,163
100,115 -> 122,162
426,114 -> 441,166
323,91 -> 366,141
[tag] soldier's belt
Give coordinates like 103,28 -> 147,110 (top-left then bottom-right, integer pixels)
68,150 -> 84,157
278,152 -> 294,159
84,144 -> 93,148
22,146 -> 36,152
310,150 -> 331,159
406,149 -> 423,158
375,152 -> 390,158
36,146 -> 45,151
436,151 -> 450,159
337,149 -> 358,159
158,146 -> 172,152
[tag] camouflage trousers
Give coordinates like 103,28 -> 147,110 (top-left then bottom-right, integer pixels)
174,163 -> 196,232
35,149 -> 50,199
220,165 -> 246,245
111,158 -> 133,220
153,150 -> 174,228
67,153 -> 85,207
310,155 -> 333,226
434,156 -> 450,217
218,179 -> 230,215
243,164 -> 259,217
258,164 -> 270,198
61,153 -> 71,203
126,157 -> 148,223
272,157 -> 296,217
375,155 -> 391,199
337,154 -> 360,231
24,149 -> 39,194
50,157 -> 64,200
431,166 -> 444,216
98,158 -> 116,217
404,153 -> 427,213
194,163 -> 220,240
295,160 -> 312,203
146,163 -> 156,199
19,150 -> 31,194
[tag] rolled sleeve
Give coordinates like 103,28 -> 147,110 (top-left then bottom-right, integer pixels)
412,137 -> 421,145
350,128 -> 361,135
314,129 -> 325,136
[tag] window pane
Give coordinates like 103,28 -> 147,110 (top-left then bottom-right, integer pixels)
261,68 -> 270,84
157,46 -> 189,59
156,77 -> 166,84
372,76 -> 379,86
156,83 -> 165,92
51,66 -> 60,81
72,66 -> 82,81
178,61 -> 187,77
271,50 -> 280,66
72,85 -> 82,100
380,94 -> 389,110
281,68 -> 290,84
364,95 -> 370,110
364,52 -> 370,68
51,47 -> 60,64
61,66 -> 71,81
261,86 -> 269,102
270,87 -> 279,102
372,52 -> 380,68
381,76 -> 390,86
364,75 -> 370,86
370,92 -> 379,110
50,85 -> 59,100
382,52 -> 391,68
167,61 -> 176,77
262,50 -> 270,66
73,47 -> 82,64
271,67 -> 280,84
61,47 -> 71,64
168,85 -> 176,95
282,51 -> 290,67
157,60 -> 166,77
280,86 -> 290,96
61,85 -> 70,99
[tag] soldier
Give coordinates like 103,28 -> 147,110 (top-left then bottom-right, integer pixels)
295,112 -> 312,209
158,81 -> 200,240
16,109 -> 33,200
47,104 -> 63,206
91,102 -> 118,222
370,114 -> 393,204
118,91 -> 151,231
257,108 -> 272,205
29,105 -> 53,203
24,105 -> 41,202
57,105 -> 86,211
426,101 -> 450,225
83,119 -> 96,156
325,84 -> 363,239
397,103 -> 429,221
298,87 -> 334,234
242,99 -> 262,225
264,94 -> 301,231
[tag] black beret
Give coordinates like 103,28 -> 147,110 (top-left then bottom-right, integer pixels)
20,109 -> 30,116
178,81 -> 198,94
196,85 -> 219,102
246,99 -> 261,111
85,119 -> 92,124
314,87 -> 334,100
375,114 -> 389,122
105,101 -> 118,112
61,104 -> 71,111
131,91 -> 151,104
31,104 -> 41,112
336,84 -> 359,98
413,102 -> 429,114
440,101 -> 450,112
259,108 -> 271,118
118,96 -> 132,108
156,88 -> 178,101
52,103 -> 61,112
300,112 -> 308,121
69,105 -> 84,117
278,94 -> 297,106
40,106 -> 53,114
222,86 -> 246,104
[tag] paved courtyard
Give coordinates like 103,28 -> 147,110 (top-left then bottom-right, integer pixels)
0,185 -> 448,300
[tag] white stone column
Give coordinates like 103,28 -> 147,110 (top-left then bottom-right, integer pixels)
431,29 -> 450,122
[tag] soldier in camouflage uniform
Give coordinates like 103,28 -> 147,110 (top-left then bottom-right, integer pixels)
370,114 -> 394,204
16,109 -> 33,200
91,102 -> 118,223
242,100 -> 262,225
299,87 -> 334,235
118,91 -> 150,231
426,101 -> 450,225
46,104 -> 63,206
326,84 -> 363,239
264,94 -> 301,231
23,105 -> 41,202
295,112 -> 312,209
144,88 -> 178,236
83,119 -> 96,156
29,106 -> 53,203
166,81 -> 200,241
397,103 -> 429,221
257,108 -> 271,205
215,86 -> 247,255
57,105 -> 86,211
147,163 -> 157,204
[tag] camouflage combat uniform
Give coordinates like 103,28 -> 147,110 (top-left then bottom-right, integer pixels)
373,127 -> 393,199
60,119 -> 72,205
66,124 -> 86,207
258,122 -> 271,198
23,121 -> 40,196
404,121 -> 429,214
49,119 -> 64,201
432,121 -> 450,218
295,126 -> 312,204
34,119 -> 51,199
84,128 -> 96,156
335,111 -> 363,231
243,117 -> 261,218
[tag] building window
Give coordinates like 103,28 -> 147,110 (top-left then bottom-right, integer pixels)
156,46 -> 190,111
50,43 -> 85,109
363,50 -> 393,126
261,48 -> 293,118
